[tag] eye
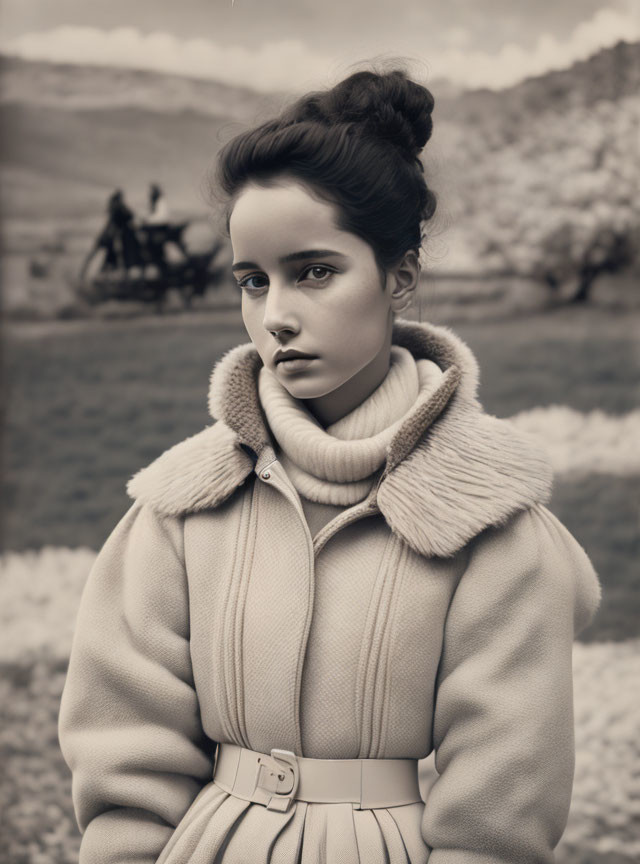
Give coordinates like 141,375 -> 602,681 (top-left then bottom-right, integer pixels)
300,265 -> 335,283
237,273 -> 268,294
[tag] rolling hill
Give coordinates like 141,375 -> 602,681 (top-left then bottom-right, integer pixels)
1,41 -> 638,275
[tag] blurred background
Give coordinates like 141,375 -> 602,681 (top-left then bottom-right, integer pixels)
0,1 -> 638,862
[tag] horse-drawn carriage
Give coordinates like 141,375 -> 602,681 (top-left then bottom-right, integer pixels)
78,195 -> 227,311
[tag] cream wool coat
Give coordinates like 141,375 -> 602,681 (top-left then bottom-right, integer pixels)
58,317 -> 601,864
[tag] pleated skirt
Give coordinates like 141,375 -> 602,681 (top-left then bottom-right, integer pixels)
156,780 -> 429,864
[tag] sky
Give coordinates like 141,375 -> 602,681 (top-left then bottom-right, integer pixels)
0,0 -> 638,92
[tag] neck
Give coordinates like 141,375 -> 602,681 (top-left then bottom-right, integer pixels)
303,315 -> 394,427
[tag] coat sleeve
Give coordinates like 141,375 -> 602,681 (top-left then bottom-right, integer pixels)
421,502 -> 601,864
58,501 -> 215,864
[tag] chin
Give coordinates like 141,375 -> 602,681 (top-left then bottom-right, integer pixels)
279,373 -> 349,401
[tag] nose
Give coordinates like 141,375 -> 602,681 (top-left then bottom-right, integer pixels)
262,282 -> 299,339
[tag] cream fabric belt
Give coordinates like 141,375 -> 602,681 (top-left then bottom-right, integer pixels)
212,742 -> 423,812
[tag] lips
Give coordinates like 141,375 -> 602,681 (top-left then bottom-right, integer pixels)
274,351 -> 317,364
275,354 -> 318,374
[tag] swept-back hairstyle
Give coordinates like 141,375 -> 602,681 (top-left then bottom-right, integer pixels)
212,64 -> 437,276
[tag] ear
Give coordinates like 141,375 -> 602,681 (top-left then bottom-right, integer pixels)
388,250 -> 420,314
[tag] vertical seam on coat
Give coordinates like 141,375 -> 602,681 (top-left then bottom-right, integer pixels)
216,502 -> 240,744
377,541 -> 409,758
234,478 -> 260,749
230,485 -> 256,746
371,535 -> 405,758
219,488 -> 252,744
355,530 -> 396,758
372,534 -> 404,757
293,500 -> 316,756
354,538 -> 388,757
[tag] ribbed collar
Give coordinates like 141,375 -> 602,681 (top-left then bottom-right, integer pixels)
206,318 -> 466,473
257,346 -> 444,505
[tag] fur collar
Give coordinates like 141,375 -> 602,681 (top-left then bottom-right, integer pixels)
127,318 -> 553,558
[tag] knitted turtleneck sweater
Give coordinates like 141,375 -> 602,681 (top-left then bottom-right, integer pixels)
258,345 -> 444,537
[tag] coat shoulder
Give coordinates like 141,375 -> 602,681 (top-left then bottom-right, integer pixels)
378,406 -> 555,559
126,421 -> 255,516
464,501 -> 602,636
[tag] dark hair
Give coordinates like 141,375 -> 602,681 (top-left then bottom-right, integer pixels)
212,65 -> 437,276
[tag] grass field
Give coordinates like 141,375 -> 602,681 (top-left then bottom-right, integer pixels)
3,302 -> 638,641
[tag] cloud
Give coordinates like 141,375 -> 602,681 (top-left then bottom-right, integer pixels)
1,4 -> 639,92
431,3 -> 640,88
443,28 -> 472,50
0,25 -> 337,93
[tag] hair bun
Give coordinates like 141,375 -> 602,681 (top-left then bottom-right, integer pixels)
301,69 -> 434,159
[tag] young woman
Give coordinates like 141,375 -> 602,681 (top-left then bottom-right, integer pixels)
59,67 -> 601,864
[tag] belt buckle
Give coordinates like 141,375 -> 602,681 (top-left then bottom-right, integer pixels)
255,749 -> 299,812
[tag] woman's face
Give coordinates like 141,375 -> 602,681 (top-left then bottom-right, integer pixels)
229,178 -> 413,416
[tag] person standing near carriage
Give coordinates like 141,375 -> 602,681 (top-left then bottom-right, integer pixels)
144,183 -> 190,275
147,183 -> 171,225
80,189 -> 142,280
149,183 -> 190,253
106,189 -> 142,272
143,183 -> 171,276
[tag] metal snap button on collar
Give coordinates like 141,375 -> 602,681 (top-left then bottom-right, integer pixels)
261,470 -> 271,480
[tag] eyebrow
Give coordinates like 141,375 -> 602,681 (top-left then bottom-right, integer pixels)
231,249 -> 349,272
